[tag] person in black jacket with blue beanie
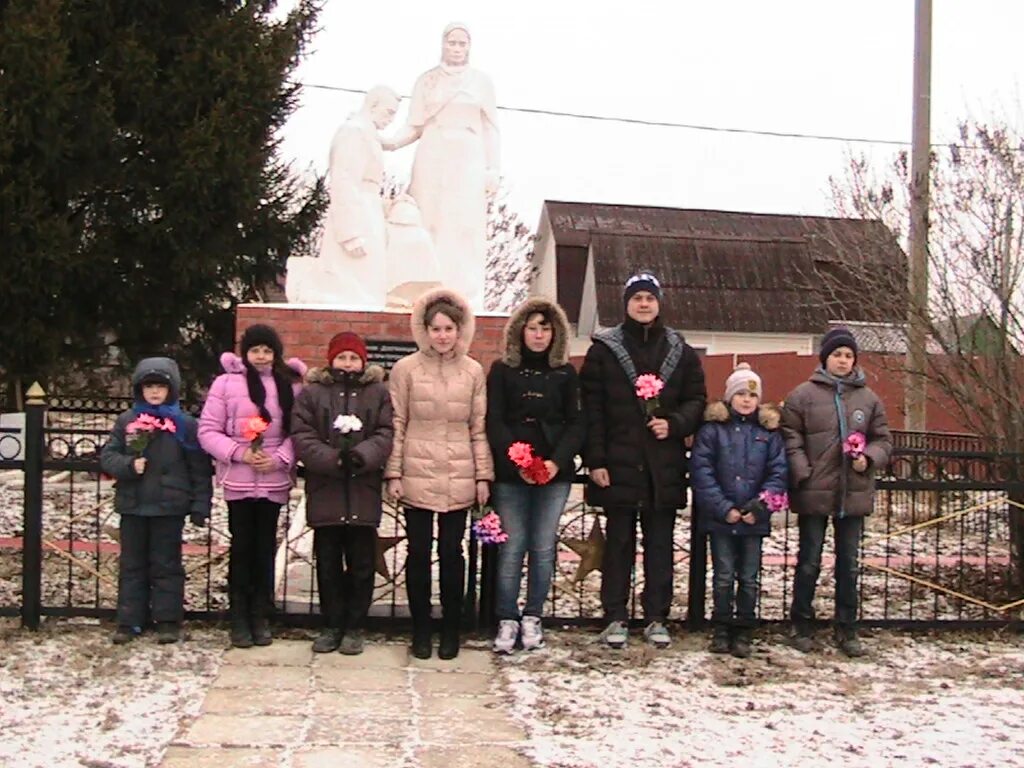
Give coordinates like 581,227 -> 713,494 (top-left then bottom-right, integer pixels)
691,363 -> 787,657
100,357 -> 212,645
580,273 -> 706,649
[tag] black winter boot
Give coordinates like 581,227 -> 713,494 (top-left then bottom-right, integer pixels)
156,622 -> 181,644
339,629 -> 365,656
709,624 -> 731,654
229,591 -> 253,648
250,595 -> 273,646
791,620 -> 814,653
438,618 -> 460,661
835,625 -> 865,658
312,628 -> 343,653
410,622 -> 432,659
250,615 -> 273,646
731,627 -> 753,659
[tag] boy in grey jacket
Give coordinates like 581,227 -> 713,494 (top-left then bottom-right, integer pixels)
100,358 -> 212,644
781,328 -> 891,657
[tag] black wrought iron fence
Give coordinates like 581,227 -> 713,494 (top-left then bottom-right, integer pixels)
3,392 -> 1022,631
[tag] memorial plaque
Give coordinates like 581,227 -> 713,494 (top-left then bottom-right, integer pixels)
367,339 -> 419,373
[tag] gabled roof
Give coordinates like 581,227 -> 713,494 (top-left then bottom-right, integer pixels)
544,201 -> 907,334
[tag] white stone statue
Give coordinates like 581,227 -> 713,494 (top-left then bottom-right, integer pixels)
383,23 -> 500,310
286,86 -> 400,306
385,193 -> 441,307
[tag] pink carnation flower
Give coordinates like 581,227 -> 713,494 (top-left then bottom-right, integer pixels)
843,431 -> 866,458
635,374 -> 665,400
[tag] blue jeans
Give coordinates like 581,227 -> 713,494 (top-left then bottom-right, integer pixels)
493,481 -> 571,621
709,534 -> 763,626
790,514 -> 864,628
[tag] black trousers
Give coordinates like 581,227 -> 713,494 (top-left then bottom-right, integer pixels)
314,525 -> 377,630
227,499 -> 281,616
117,514 -> 186,627
404,507 -> 468,627
600,507 -> 677,622
791,514 -> 864,628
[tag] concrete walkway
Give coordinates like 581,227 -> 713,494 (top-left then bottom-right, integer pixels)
160,640 -> 534,768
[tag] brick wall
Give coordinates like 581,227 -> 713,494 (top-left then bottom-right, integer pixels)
575,347 -> 973,433
703,351 -> 969,432
235,305 -> 974,434
235,305 -> 508,372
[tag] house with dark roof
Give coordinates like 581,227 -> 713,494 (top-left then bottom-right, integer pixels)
532,201 -> 907,355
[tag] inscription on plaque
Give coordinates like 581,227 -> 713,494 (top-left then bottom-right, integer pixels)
366,339 -> 419,373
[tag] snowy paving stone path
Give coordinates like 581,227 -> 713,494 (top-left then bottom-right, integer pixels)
164,640 -> 530,768
2,620 -> 1023,767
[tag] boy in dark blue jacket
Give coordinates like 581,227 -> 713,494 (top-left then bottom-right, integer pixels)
691,363 -> 787,657
100,357 -> 212,645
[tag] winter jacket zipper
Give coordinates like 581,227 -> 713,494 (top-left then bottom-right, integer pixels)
834,384 -> 849,519
343,381 -> 352,523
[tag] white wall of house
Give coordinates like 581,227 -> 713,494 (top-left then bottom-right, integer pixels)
531,209 -> 558,300
680,331 -> 815,355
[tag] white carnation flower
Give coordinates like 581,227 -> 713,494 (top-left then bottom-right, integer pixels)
333,414 -> 363,434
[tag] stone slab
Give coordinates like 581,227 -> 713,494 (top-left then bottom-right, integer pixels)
213,664 -> 310,690
312,643 -> 410,669
412,671 -> 493,696
407,649 -> 493,673
313,666 -> 409,692
419,715 -> 527,745
160,747 -> 280,768
416,746 -> 534,768
305,715 -> 414,746
223,640 -> 313,667
292,746 -> 408,768
201,687 -> 308,716
418,695 -> 505,719
312,691 -> 411,718
182,714 -> 306,747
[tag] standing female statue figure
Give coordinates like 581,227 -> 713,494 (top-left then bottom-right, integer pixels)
384,23 -> 500,310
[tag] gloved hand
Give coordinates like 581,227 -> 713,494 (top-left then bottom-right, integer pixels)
741,497 -> 768,525
349,450 -> 366,472
189,512 -> 207,527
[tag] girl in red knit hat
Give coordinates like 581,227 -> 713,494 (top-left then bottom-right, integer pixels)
291,331 -> 394,654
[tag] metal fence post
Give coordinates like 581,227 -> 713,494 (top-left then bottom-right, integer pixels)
21,382 -> 46,630
686,512 -> 707,629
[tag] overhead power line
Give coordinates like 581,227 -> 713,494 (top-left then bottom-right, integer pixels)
301,81 -> 1021,152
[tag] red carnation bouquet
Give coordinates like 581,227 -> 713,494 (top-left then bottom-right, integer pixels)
507,441 -> 552,485
125,413 -> 177,456
243,416 -> 270,452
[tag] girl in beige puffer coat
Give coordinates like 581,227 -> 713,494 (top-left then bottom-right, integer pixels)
385,287 -> 494,660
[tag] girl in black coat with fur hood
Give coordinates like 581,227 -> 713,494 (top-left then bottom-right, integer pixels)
486,298 -> 584,653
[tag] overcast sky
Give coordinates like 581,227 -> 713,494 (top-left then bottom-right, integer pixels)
278,0 -> 1024,230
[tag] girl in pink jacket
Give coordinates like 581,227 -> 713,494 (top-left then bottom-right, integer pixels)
199,324 -> 306,648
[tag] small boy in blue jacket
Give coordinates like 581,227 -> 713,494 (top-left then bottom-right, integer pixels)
691,363 -> 787,657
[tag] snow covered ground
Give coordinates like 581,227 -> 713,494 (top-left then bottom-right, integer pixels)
499,628 -> 1024,768
1,619 -> 1022,768
0,619 -> 222,768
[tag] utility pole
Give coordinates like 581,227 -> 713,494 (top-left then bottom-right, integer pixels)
905,0 -> 932,432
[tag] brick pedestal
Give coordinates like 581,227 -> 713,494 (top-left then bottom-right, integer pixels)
236,303 -> 508,372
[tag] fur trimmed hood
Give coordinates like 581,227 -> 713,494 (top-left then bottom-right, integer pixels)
703,400 -> 781,430
219,351 -> 308,378
410,287 -> 475,356
501,297 -> 571,368
305,364 -> 385,386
